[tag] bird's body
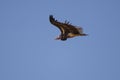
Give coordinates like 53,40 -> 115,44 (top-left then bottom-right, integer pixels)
49,15 -> 87,41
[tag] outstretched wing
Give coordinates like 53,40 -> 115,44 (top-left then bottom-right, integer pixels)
49,15 -> 82,35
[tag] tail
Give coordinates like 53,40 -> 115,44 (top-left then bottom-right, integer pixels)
81,33 -> 88,36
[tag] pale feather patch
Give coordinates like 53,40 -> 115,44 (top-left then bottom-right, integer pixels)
67,33 -> 80,38
61,27 -> 65,34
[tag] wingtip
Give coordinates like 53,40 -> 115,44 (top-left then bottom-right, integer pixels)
49,15 -> 53,18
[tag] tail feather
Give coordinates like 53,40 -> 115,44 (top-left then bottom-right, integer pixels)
80,33 -> 88,36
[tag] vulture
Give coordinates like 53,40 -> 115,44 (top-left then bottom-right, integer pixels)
49,15 -> 87,41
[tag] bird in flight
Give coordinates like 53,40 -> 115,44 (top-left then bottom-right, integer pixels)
49,15 -> 87,41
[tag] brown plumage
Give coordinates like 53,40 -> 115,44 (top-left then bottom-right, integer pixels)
49,15 -> 87,41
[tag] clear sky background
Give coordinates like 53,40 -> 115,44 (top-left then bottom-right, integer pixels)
0,0 -> 120,80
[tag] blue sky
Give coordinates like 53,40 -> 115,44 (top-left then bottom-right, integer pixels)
0,0 -> 120,80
